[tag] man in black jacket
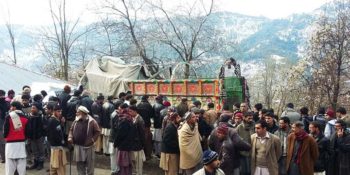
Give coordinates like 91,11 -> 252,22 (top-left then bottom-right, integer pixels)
114,104 -> 134,175
153,95 -> 165,157
91,94 -> 104,153
58,85 -> 71,119
0,90 -> 10,163
328,120 -> 350,175
101,96 -> 114,155
309,121 -> 329,175
136,95 -> 154,160
47,104 -> 67,174
129,105 -> 145,175
26,102 -> 45,170
159,112 -> 181,175
209,123 -> 251,175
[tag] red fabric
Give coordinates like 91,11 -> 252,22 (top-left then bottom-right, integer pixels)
326,108 -> 335,118
163,101 -> 171,107
217,123 -> 228,135
295,130 -> 308,164
5,115 -> 28,142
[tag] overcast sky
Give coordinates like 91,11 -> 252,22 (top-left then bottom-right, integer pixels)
0,0 -> 330,25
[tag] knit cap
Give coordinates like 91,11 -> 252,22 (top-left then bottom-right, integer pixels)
203,150 -> 218,165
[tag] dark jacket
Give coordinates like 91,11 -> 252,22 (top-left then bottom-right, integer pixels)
26,113 -> 45,139
66,96 -> 80,121
302,115 -> 313,133
176,102 -> 188,118
101,101 -> 114,128
161,122 -> 180,154
267,122 -> 279,134
80,95 -> 93,114
109,110 -> 119,142
91,101 -> 103,125
137,100 -> 154,128
47,117 -> 65,146
132,115 -> 145,151
114,114 -> 135,151
328,131 -> 350,175
312,133 -> 330,172
58,91 -> 71,118
209,128 -> 251,174
0,98 -> 9,120
198,116 -> 212,138
153,102 -> 165,128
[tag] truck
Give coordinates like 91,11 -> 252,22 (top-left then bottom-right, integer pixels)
128,77 -> 249,110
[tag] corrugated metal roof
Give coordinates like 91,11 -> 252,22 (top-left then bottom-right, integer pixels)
0,62 -> 69,95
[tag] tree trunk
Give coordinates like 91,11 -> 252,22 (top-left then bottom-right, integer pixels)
184,63 -> 190,79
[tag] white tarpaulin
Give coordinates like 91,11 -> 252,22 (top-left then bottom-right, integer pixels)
80,57 -> 148,97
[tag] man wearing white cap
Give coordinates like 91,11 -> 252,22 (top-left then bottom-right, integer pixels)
68,106 -> 101,175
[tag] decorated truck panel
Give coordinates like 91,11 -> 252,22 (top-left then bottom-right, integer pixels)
128,77 -> 248,110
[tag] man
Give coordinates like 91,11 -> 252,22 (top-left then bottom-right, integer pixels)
309,121 -> 329,175
26,102 -> 45,170
114,104 -> 133,175
0,90 -> 10,163
178,112 -> 203,174
286,121 -> 319,175
336,107 -> 350,128
251,120 -> 281,175
203,102 -> 217,127
236,112 -> 255,175
231,111 -> 243,128
47,104 -> 67,175
80,90 -> 94,114
5,90 -> 15,103
109,101 -> 123,175
328,120 -> 350,175
129,105 -> 145,175
274,117 -> 291,175
3,101 -> 29,175
153,95 -> 165,158
136,95 -> 154,160
219,57 -> 241,78
300,107 -> 313,133
313,107 -> 327,132
253,103 -> 263,122
12,86 -> 31,103
209,123 -> 251,175
66,90 -> 81,135
124,94 -> 133,105
281,103 -> 301,124
91,94 -> 104,153
68,106 -> 101,175
193,150 -> 225,175
21,94 -> 31,116
324,109 -> 337,138
159,112 -> 181,175
58,85 -> 71,120
197,108 -> 212,151
265,112 -> 278,133
101,96 -> 115,155
176,98 -> 188,118
240,102 -> 248,114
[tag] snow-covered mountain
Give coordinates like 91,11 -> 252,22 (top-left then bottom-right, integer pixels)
0,7 -> 322,75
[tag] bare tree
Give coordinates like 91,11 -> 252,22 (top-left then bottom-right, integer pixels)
102,0 -> 160,77
304,0 -> 350,109
149,0 -> 216,78
3,9 -> 16,64
39,0 -> 88,80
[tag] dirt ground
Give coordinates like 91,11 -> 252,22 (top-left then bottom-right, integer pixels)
0,153 -> 164,175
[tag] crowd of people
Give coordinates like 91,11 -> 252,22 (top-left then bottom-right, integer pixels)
0,85 -> 350,175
